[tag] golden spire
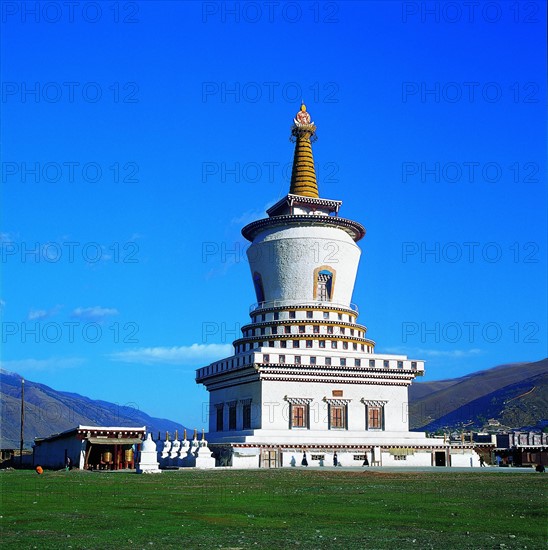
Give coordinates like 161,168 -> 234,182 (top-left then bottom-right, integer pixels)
289,103 -> 318,198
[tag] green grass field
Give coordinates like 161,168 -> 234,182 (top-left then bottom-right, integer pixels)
1,468 -> 546,549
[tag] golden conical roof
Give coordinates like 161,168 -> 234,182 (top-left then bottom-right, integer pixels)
289,103 -> 318,198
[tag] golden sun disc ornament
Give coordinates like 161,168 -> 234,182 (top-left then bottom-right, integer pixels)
295,103 -> 312,126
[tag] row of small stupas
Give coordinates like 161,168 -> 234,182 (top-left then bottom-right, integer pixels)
137,429 -> 215,473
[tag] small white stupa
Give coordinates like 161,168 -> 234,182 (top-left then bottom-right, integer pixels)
159,432 -> 171,467
195,429 -> 216,469
137,433 -> 162,474
181,429 -> 198,468
169,431 -> 181,467
178,429 -> 190,466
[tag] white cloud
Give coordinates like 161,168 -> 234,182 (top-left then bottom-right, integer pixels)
0,232 -> 17,243
28,305 -> 62,320
202,201 -> 278,281
71,306 -> 119,322
0,357 -> 86,372
230,200 -> 276,227
108,343 -> 233,366
416,348 -> 484,358
28,309 -> 48,320
385,346 -> 484,359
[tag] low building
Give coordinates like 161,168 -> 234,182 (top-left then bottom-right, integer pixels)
495,431 -> 548,467
0,448 -> 15,464
33,425 -> 146,470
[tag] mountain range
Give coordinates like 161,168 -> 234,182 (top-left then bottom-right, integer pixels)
408,358 -> 548,431
0,369 -> 186,449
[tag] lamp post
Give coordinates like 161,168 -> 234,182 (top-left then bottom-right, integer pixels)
19,378 -> 25,468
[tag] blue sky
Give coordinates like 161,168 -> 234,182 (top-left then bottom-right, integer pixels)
2,1 -> 546,429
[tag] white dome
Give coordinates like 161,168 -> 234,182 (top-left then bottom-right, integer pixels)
141,433 -> 156,452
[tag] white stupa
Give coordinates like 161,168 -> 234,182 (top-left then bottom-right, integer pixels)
196,105 -> 479,468
178,429 -> 190,466
137,433 -> 162,474
195,429 -> 216,469
169,431 -> 181,466
157,433 -> 171,468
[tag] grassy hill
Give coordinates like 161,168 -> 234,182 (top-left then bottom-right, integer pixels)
409,358 -> 548,431
0,370 -> 187,449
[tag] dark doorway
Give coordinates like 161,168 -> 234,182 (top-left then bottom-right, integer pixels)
435,452 -> 446,466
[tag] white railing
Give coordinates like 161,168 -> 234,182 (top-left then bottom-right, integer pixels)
249,300 -> 359,314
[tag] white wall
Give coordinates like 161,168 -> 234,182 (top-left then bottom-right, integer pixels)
380,451 -> 433,466
255,379 -> 410,433
450,450 -> 481,467
34,436 -> 86,470
247,224 -> 361,306
208,381 -> 262,433
232,449 -> 261,469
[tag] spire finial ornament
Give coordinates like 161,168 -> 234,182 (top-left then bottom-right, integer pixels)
289,103 -> 319,198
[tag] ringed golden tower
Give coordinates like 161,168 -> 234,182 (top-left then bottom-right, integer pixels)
289,103 -> 319,198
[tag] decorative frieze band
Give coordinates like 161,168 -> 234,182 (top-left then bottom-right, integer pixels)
284,396 -> 314,405
324,397 -> 352,406
361,399 -> 388,407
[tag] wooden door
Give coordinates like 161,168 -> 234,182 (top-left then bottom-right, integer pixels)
261,449 -> 278,468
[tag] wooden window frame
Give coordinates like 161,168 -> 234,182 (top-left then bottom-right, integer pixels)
290,404 -> 308,429
228,405 -> 237,430
216,407 -> 224,432
329,405 -> 347,430
242,404 -> 251,430
366,406 -> 384,431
